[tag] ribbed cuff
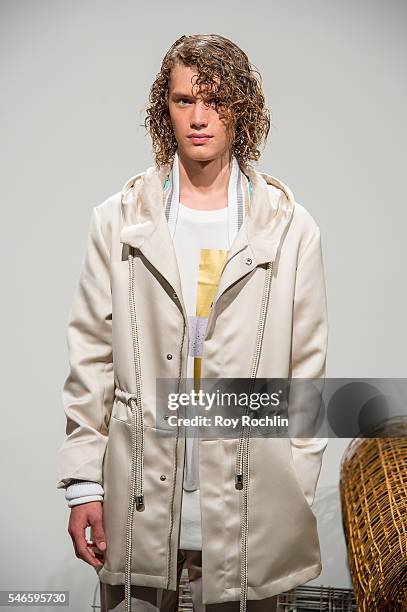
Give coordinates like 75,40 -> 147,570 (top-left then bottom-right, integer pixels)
65,480 -> 104,505
68,494 -> 103,508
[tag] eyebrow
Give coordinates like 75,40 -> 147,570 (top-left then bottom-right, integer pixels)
170,91 -> 196,98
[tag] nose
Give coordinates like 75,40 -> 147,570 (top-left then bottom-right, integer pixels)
190,100 -> 209,129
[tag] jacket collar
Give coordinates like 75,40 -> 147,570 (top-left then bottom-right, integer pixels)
119,157 -> 295,310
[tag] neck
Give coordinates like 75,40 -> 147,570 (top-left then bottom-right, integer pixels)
177,149 -> 233,209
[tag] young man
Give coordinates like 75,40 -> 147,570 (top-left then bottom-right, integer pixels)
57,34 -> 328,612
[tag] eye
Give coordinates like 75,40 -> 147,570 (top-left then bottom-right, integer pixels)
178,98 -> 190,107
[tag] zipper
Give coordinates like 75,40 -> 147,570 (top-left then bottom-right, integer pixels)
203,250 -> 251,344
165,311 -> 187,590
235,260 -> 274,483
124,247 -> 146,612
234,260 -> 274,612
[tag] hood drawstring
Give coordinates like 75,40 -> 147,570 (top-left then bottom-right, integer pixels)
235,260 -> 274,612
124,247 -> 145,612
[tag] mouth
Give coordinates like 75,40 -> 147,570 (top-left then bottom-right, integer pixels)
188,135 -> 213,145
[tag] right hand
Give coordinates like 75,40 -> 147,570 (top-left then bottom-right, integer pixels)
68,501 -> 106,569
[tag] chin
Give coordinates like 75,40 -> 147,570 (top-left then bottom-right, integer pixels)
182,145 -> 221,163
190,152 -> 215,161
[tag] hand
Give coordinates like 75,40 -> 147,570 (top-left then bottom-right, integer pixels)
68,501 -> 106,569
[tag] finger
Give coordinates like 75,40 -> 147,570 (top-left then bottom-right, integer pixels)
71,527 -> 103,568
69,527 -> 80,558
90,519 -> 107,552
86,540 -> 105,561
76,539 -> 103,568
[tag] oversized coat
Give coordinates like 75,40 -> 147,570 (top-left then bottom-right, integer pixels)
57,159 -> 329,610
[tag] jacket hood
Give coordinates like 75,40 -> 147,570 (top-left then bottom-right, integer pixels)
119,161 -> 295,265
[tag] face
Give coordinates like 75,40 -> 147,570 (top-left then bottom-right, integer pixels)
167,63 -> 234,162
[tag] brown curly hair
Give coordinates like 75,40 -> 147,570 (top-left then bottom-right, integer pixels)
144,34 -> 271,169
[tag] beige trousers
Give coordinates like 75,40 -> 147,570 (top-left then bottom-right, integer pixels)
99,549 -> 278,612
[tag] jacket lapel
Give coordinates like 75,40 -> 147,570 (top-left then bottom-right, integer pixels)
209,165 -> 295,308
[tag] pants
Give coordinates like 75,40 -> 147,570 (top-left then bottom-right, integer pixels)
100,549 -> 278,612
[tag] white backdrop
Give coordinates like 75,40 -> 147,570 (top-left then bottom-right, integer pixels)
1,1 -> 406,609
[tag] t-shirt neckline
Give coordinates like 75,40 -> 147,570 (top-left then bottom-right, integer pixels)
178,201 -> 228,221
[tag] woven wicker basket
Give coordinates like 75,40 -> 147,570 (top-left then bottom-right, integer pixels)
339,416 -> 407,611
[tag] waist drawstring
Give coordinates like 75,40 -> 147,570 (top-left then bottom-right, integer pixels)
235,261 -> 274,612
125,248 -> 145,612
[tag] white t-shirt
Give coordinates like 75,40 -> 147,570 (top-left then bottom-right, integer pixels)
173,201 -> 230,550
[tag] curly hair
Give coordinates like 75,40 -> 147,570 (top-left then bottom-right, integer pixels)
144,34 -> 271,169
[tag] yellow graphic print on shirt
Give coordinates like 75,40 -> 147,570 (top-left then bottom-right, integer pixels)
191,248 -> 228,389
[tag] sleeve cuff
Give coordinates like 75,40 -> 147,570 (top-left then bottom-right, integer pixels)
65,480 -> 104,502
68,494 -> 104,508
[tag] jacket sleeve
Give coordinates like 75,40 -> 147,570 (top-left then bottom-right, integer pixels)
288,224 -> 328,507
56,206 -> 115,490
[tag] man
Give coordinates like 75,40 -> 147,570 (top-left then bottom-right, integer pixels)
57,34 -> 328,612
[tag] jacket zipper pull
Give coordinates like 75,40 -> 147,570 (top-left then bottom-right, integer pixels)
135,495 -> 145,511
235,474 -> 243,490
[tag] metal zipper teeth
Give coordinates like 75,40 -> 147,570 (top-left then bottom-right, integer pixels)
124,248 -> 145,612
235,261 -> 274,612
128,250 -> 145,506
129,251 -> 145,512
235,261 -> 274,481
134,399 -> 144,506
166,311 -> 187,590
124,398 -> 138,612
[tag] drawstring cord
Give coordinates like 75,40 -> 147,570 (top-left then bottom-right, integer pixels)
124,248 -> 145,612
235,261 -> 274,612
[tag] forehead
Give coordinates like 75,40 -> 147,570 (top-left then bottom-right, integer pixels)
168,63 -> 219,94
169,64 -> 199,92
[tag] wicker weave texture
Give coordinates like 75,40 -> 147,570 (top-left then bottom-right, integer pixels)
339,417 -> 407,611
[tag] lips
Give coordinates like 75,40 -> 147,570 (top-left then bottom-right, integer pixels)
188,135 -> 213,144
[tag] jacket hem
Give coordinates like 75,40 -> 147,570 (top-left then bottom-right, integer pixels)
203,562 -> 322,604
97,567 -> 171,591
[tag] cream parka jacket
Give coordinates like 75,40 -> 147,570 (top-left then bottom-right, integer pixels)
57,158 -> 329,611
